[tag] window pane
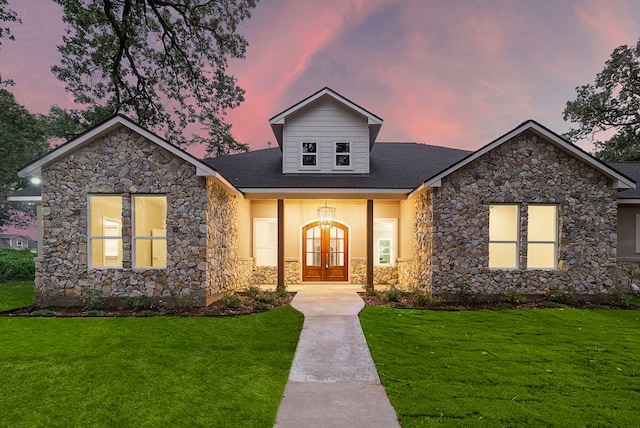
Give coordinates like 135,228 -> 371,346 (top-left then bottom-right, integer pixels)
134,196 -> 167,267
302,154 -> 316,166
335,142 -> 350,153
255,219 -> 277,267
134,196 -> 167,237
374,220 -> 396,266
89,196 -> 122,267
135,238 -> 167,267
528,243 -> 555,269
335,155 -> 350,166
489,205 -> 518,241
489,243 -> 518,268
528,205 -> 556,242
91,238 -> 122,267
302,142 -> 316,153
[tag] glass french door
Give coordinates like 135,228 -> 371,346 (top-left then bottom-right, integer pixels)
302,222 -> 348,281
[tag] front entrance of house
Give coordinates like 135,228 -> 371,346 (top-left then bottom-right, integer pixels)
302,221 -> 348,281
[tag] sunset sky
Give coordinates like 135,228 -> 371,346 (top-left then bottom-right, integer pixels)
3,0 -> 640,157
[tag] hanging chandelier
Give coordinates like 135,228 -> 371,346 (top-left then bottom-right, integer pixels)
317,201 -> 336,229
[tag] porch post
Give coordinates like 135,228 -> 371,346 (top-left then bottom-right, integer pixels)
277,199 -> 285,290
367,199 -> 374,291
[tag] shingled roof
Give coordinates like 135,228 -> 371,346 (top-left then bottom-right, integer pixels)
608,162 -> 640,199
202,143 -> 471,190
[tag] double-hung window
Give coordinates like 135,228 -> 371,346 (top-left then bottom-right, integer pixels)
527,205 -> 558,269
334,142 -> 351,168
489,205 -> 519,269
133,196 -> 167,268
89,196 -> 123,267
254,218 -> 277,266
301,142 -> 317,167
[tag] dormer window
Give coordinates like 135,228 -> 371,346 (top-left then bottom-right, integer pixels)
301,142 -> 317,167
334,142 -> 351,168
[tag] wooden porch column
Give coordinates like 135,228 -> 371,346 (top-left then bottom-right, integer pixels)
277,199 -> 285,290
367,199 -> 374,291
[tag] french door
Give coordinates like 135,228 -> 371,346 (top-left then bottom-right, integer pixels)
302,221 -> 348,281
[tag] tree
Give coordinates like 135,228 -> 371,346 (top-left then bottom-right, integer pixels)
50,0 -> 255,156
0,89 -> 49,231
0,0 -> 20,86
563,38 -> 640,161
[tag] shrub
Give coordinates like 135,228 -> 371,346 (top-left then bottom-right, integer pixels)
126,295 -> 158,311
221,293 -> 242,309
542,286 -> 573,304
411,288 -> 443,308
135,310 -> 157,317
80,291 -> 106,310
382,286 -> 402,303
253,302 -> 269,313
85,310 -> 105,317
600,287 -> 630,307
0,248 -> 36,282
275,286 -> 289,299
256,291 -> 278,304
362,284 -> 378,297
243,285 -> 262,299
165,295 -> 198,313
454,282 -> 477,305
202,308 -> 222,317
499,290 -> 528,305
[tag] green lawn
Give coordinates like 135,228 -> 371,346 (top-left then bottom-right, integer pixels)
0,281 -> 34,312
361,306 -> 640,427
0,306 -> 303,427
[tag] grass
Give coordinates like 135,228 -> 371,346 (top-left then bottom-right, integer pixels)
0,306 -> 303,427
360,306 -> 640,427
0,281 -> 34,312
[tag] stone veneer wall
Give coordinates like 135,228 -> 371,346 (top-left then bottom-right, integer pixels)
422,131 -> 618,297
285,260 -> 301,285
412,190 -> 433,291
206,179 -> 245,302
350,259 -> 366,285
251,266 -> 277,285
397,259 -> 418,290
37,126 -> 209,307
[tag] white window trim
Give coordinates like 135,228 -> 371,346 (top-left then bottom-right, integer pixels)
333,141 -> 353,170
132,195 -> 167,269
489,204 -> 520,269
300,141 -> 320,169
254,218 -> 278,267
15,238 -> 23,248
87,195 -> 123,269
526,204 -> 558,270
374,218 -> 397,266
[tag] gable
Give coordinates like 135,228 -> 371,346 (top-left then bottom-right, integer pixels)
281,96 -> 371,174
18,115 -> 239,196
411,120 -> 635,196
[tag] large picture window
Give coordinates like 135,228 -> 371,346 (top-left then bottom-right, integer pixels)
254,218 -> 277,266
89,196 -> 123,267
527,205 -> 558,269
133,196 -> 167,268
489,205 -> 519,269
374,219 -> 397,266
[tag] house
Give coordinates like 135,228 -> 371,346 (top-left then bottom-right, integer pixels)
0,233 -> 37,252
17,87 -> 640,307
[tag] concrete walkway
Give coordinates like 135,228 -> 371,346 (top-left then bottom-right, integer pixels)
274,284 -> 400,428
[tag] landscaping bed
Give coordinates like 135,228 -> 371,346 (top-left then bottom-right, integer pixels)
359,286 -> 640,310
1,286 -> 295,317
